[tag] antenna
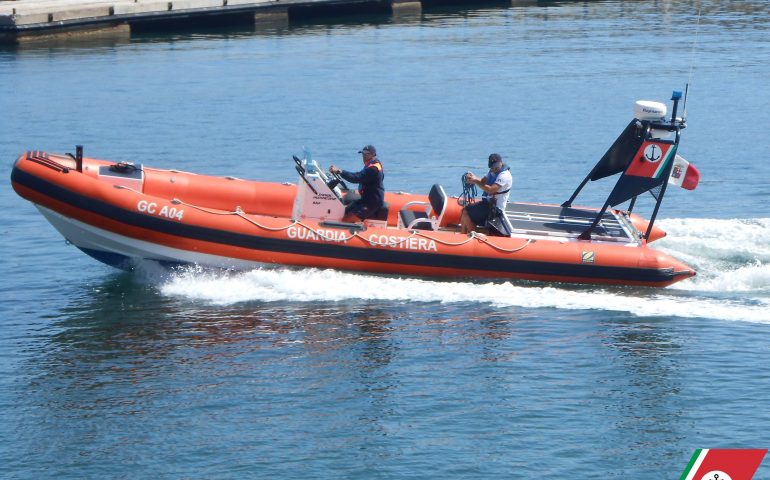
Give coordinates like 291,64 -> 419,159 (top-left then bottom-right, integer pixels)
682,83 -> 689,122
683,5 -> 702,121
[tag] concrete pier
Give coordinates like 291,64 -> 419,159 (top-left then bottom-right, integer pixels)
0,0 -> 528,44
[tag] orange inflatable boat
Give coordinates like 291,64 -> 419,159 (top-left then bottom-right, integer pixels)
10,93 -> 699,287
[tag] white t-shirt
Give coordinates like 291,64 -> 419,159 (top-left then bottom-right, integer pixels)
491,169 -> 513,210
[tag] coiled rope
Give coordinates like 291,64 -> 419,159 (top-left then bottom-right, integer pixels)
459,174 -> 478,207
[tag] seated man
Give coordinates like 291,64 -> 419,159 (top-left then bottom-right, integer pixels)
329,145 -> 385,221
460,153 -> 513,235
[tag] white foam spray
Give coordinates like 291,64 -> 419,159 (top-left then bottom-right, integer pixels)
155,218 -> 770,323
656,218 -> 770,293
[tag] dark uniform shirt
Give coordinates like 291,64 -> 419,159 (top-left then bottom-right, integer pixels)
340,158 -> 385,219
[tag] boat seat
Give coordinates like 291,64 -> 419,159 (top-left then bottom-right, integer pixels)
398,184 -> 447,230
371,202 -> 389,221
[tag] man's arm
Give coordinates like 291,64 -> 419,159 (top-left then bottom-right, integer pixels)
340,166 -> 377,184
477,182 -> 500,195
466,173 -> 500,194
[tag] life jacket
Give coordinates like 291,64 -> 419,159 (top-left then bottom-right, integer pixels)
366,159 -> 383,174
360,158 -> 385,207
482,164 -> 510,199
483,164 -> 513,235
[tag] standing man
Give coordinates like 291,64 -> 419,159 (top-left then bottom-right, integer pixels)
329,145 -> 385,221
460,153 -> 513,235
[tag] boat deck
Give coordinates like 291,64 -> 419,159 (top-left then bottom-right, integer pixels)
504,202 -> 637,242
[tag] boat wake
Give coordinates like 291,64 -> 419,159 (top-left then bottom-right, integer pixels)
656,218 -> 770,293
154,218 -> 770,323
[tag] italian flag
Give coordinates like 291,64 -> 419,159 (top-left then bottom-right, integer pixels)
680,449 -> 767,480
668,154 -> 701,190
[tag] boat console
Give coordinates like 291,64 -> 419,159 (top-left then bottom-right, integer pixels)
291,155 -> 346,222
291,155 -> 389,228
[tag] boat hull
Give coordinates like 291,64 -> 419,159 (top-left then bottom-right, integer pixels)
11,152 -> 696,287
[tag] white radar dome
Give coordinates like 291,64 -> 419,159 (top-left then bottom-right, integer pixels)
634,100 -> 667,121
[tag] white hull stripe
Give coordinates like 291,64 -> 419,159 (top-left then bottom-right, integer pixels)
37,205 -> 263,269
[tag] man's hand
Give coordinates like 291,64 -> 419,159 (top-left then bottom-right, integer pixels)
465,172 -> 480,184
329,165 -> 341,175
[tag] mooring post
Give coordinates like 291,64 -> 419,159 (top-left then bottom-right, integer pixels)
254,6 -> 288,27
391,0 -> 421,13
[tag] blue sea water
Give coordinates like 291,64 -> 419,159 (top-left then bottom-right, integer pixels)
2,0 -> 770,478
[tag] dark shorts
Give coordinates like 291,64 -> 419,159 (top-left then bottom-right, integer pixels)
465,200 -> 492,226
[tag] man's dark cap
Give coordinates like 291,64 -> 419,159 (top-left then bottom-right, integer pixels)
488,153 -> 502,167
358,145 -> 376,155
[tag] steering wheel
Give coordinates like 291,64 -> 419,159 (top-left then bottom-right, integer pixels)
292,155 -> 305,174
328,170 -> 349,192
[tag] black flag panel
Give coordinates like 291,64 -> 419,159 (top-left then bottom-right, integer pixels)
567,91 -> 689,240
605,140 -> 677,207
588,120 -> 645,181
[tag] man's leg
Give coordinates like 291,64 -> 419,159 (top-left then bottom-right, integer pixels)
342,202 -> 365,223
460,208 -> 475,234
461,201 -> 488,234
